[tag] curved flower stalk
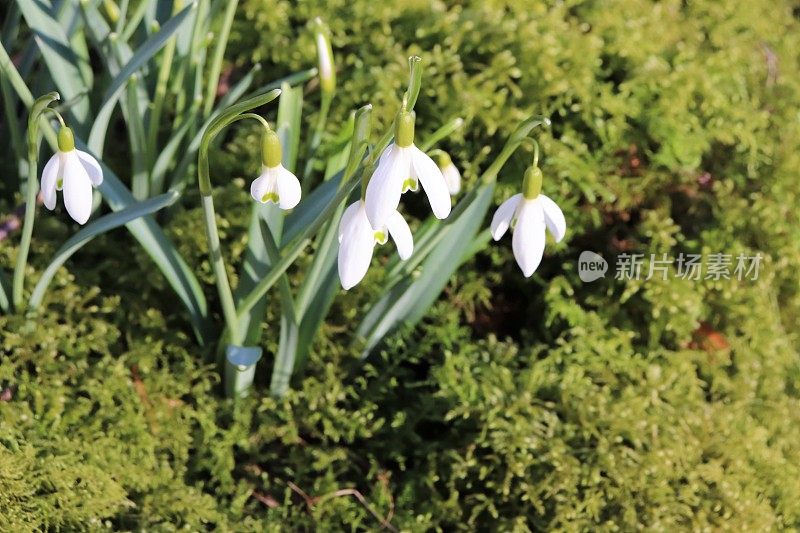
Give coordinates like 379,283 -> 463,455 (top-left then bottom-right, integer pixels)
196,90 -> 282,397
364,110 -> 451,229
12,92 -> 61,310
491,164 -> 566,277
41,126 -> 104,225
250,128 -> 301,209
338,200 -> 412,290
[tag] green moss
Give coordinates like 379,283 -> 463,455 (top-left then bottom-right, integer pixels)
3,0 -> 800,529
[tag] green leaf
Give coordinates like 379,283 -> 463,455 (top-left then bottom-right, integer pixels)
291,107 -> 372,369
167,67 -> 316,193
87,1 -> 196,155
0,19 -> 212,345
356,184 -> 495,357
236,172 -> 361,320
275,82 -> 304,177
16,0 -> 91,132
85,143 -> 214,344
270,85 -> 304,396
282,174 -> 342,243
124,75 -> 149,200
28,192 -> 180,309
202,0 -> 238,117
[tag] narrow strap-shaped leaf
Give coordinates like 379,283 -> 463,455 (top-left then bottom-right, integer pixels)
16,0 -> 91,131
236,172 -> 361,319
62,3 -> 93,88
87,1 -> 196,155
233,203 -> 273,345
0,75 -> 26,189
0,38 -> 212,343
202,0 -> 238,117
282,174 -> 342,243
263,221 -> 300,397
168,67 -> 316,193
355,184 -> 496,357
269,86 -> 304,395
28,192 -> 180,309
124,74 -> 149,199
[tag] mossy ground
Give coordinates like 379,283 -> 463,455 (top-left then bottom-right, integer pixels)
3,0 -> 800,530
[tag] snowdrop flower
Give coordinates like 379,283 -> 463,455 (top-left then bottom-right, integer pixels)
364,110 -> 451,229
313,17 -> 336,96
437,151 -> 461,195
491,167 -> 566,277
338,200 -> 412,290
250,129 -> 301,209
41,126 -> 103,225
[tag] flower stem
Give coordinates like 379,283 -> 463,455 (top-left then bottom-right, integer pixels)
11,155 -> 37,310
200,195 -> 242,345
13,92 -> 60,310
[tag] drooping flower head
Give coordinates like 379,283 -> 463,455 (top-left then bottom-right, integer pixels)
364,110 -> 451,229
250,128 -> 301,209
41,126 -> 103,225
491,166 -> 566,277
337,200 -> 413,290
436,151 -> 461,195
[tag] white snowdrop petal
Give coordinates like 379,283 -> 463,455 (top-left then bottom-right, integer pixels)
316,33 -> 333,80
41,153 -> 61,210
338,201 -> 362,243
490,193 -> 522,241
378,143 -> 394,165
538,194 -> 566,243
276,166 -> 302,209
250,170 -> 275,204
512,200 -> 546,277
386,210 -> 413,260
338,210 -> 376,290
76,150 -> 103,186
411,146 -> 451,219
365,145 -> 408,229
443,164 -> 461,195
62,152 -> 94,225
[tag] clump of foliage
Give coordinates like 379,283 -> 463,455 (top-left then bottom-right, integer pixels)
2,0 -> 800,529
